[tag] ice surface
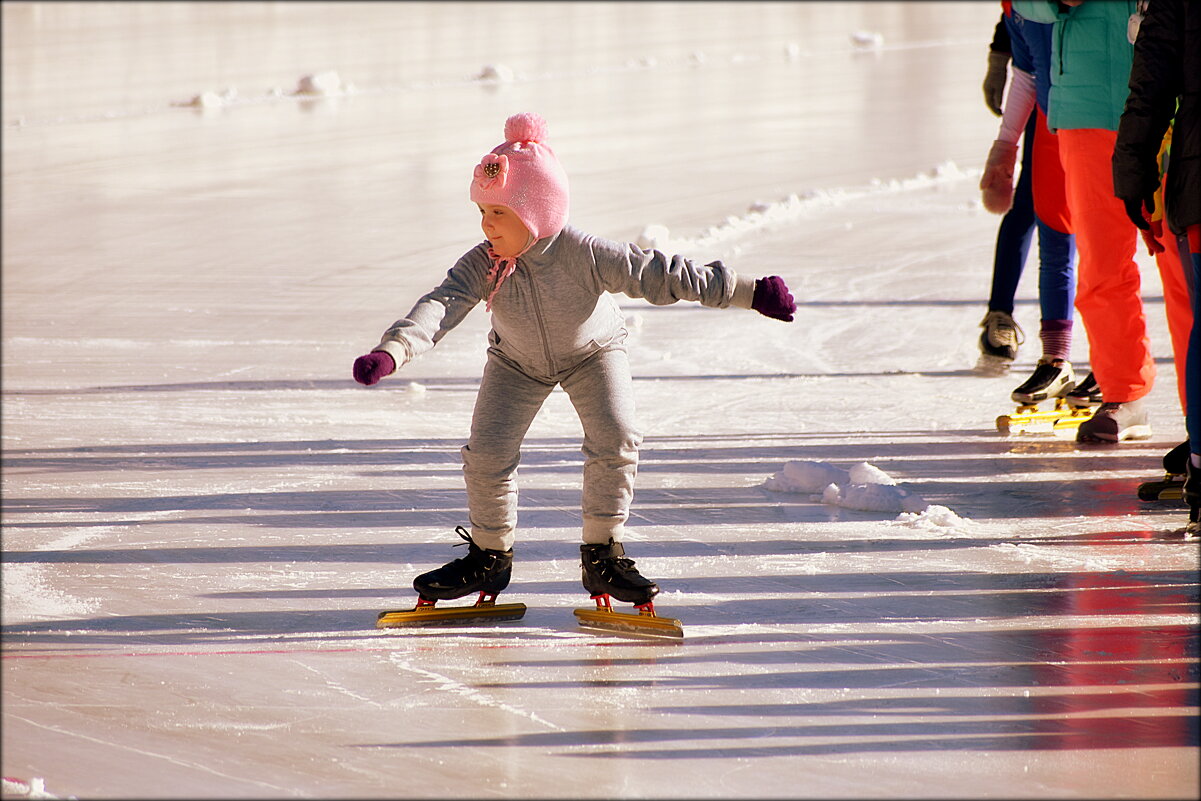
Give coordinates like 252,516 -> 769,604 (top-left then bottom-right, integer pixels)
2,2 -> 1198,800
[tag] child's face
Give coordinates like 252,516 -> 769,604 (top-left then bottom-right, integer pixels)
477,203 -> 531,258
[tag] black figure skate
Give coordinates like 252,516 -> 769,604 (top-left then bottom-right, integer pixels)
376,526 -> 526,628
573,539 -> 683,639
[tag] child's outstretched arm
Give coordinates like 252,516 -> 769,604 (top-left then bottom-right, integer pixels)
583,233 -> 795,322
352,247 -> 490,386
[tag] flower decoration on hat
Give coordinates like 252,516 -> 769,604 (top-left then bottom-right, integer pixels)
474,153 -> 509,190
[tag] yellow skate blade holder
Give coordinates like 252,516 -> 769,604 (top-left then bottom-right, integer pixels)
573,594 -> 684,640
997,398 -> 1093,435
376,592 -> 526,629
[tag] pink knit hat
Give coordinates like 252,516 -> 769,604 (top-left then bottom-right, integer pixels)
470,112 -> 570,244
470,112 -> 570,309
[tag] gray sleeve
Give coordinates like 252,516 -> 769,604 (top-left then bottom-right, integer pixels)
372,247 -> 490,368
582,233 -> 756,309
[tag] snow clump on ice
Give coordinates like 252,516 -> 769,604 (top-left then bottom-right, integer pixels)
296,71 -> 347,96
179,87 -> 238,109
1,777 -> 73,799
892,505 -> 974,532
636,224 -> 671,250
851,30 -> 885,48
764,460 -> 849,493
765,459 -> 930,516
476,64 -> 515,82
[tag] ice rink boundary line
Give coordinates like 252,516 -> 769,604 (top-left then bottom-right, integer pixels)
4,36 -> 981,130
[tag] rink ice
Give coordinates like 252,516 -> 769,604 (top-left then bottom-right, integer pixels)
2,3 -> 1198,799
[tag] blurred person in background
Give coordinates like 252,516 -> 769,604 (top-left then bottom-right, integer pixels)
977,2 -> 1082,410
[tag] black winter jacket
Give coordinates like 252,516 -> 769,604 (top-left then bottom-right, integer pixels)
1113,0 -> 1201,234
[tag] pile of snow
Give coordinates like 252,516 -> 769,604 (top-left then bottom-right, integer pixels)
296,70 -> 348,96
476,64 -> 515,83
765,459 -> 930,516
851,30 -> 885,49
1,777 -> 75,800
636,224 -> 672,250
764,460 -> 850,493
174,71 -> 353,111
179,87 -> 238,109
892,504 -> 974,531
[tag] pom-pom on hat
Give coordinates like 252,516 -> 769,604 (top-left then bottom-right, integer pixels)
470,112 -> 570,243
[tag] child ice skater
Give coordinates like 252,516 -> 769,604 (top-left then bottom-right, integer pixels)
352,112 -> 796,611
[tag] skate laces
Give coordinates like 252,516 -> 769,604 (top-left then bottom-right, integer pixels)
981,311 -> 1025,348
447,526 -> 490,569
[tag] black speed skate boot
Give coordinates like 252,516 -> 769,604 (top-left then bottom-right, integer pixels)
575,539 -> 682,638
1138,441 -> 1190,502
1164,440 -> 1190,475
413,526 -> 513,601
376,527 -> 525,628
1011,359 -> 1075,405
1065,372 -> 1103,408
580,539 -> 659,605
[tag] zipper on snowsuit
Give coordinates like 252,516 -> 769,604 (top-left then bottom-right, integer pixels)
523,263 -> 557,377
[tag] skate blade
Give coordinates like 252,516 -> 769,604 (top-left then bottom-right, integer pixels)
376,601 -> 526,629
573,607 -> 684,639
1137,478 -> 1185,502
996,400 -> 1091,435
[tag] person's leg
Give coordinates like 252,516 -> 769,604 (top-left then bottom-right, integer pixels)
1184,226 -> 1201,531
1059,128 -> 1155,404
1185,228 -> 1201,458
1152,220 -> 1194,416
560,346 -> 643,545
460,352 -> 555,552
1031,109 -> 1076,362
988,114 -> 1039,314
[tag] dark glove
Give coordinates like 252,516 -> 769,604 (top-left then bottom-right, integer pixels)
752,276 -> 796,322
1121,193 -> 1155,231
353,351 -> 395,386
1122,193 -> 1165,255
982,50 -> 1010,117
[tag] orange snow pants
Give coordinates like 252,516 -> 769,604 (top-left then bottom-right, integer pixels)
1058,128 -> 1155,404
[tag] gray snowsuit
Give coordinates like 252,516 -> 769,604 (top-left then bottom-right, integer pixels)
372,224 -> 756,551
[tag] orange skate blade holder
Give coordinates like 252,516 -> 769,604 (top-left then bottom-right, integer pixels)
573,594 -> 684,639
376,591 -> 526,629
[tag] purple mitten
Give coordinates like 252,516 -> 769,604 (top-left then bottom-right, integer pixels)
353,351 -> 395,386
752,276 -> 796,322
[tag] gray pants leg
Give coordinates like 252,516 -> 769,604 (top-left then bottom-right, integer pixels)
462,347 -> 642,551
560,347 -> 643,545
461,352 -> 554,552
